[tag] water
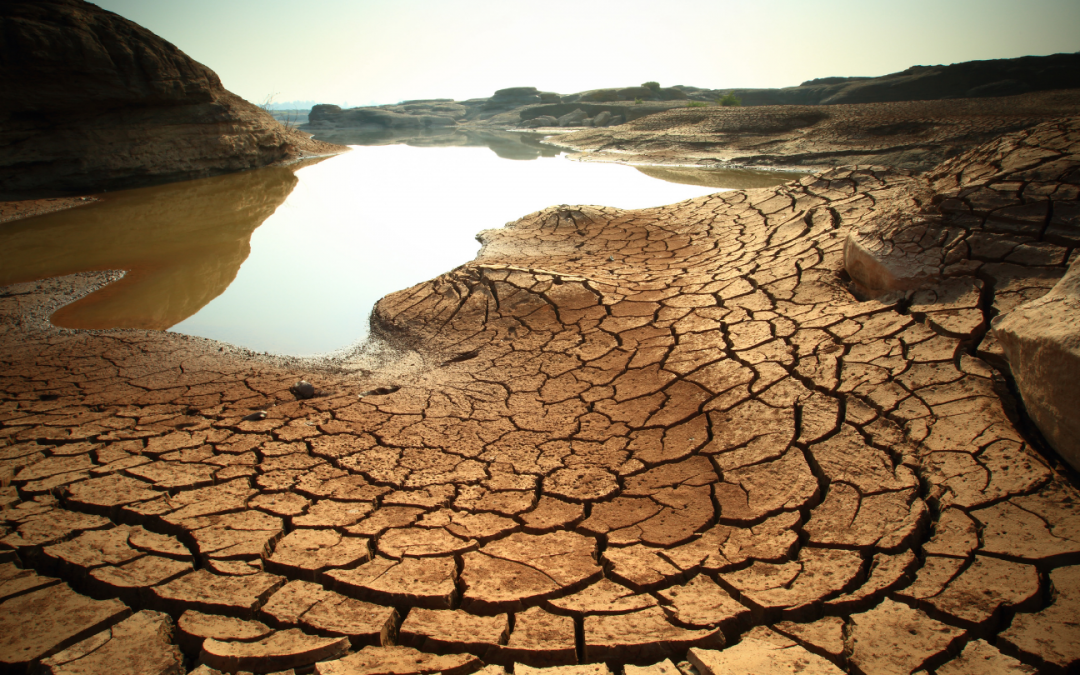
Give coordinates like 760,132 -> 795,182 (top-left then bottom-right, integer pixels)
1,141 -> 800,356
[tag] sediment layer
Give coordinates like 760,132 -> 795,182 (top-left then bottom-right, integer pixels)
1,119 -> 1078,674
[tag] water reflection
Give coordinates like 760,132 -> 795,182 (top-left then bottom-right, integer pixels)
1,144 -> 805,356
0,165 -> 302,330
308,127 -> 562,161
635,165 -> 808,189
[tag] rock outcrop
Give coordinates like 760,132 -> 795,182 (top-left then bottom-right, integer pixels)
993,257 -> 1080,470
839,116 -> 1080,467
0,0 -> 343,197
551,89 -> 1080,172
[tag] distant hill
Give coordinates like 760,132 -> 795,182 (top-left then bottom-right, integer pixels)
305,52 -> 1080,140
677,52 -> 1080,105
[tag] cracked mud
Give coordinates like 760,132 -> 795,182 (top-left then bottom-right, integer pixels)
1,118 -> 1079,674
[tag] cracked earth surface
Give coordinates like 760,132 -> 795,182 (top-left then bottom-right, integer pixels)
1,118 -> 1079,674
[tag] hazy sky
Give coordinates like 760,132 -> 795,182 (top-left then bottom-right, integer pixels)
94,0 -> 1080,107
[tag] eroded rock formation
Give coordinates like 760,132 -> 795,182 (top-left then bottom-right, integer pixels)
0,0 -> 343,197
551,90 -> 1080,172
1,119 -> 1078,673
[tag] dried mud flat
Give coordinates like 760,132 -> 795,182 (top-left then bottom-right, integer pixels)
550,89 -> 1080,173
1,118 -> 1079,675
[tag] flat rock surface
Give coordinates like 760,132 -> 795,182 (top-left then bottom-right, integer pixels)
1,117 -> 1079,673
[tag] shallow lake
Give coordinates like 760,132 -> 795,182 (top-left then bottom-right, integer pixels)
1,137 -> 801,356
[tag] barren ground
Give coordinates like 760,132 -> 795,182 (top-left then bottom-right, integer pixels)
0,119 -> 1078,675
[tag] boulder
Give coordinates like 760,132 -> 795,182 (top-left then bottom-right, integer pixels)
593,111 -> 613,127
0,0 -> 342,196
993,256 -> 1080,471
558,110 -> 589,127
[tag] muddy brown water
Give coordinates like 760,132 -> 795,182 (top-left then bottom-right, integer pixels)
0,141 -> 802,356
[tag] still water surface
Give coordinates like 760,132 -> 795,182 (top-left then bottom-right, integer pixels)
1,141 -> 799,356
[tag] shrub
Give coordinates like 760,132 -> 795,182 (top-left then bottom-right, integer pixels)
719,93 -> 742,107
642,81 -> 660,91
686,100 -> 707,107
634,98 -> 643,105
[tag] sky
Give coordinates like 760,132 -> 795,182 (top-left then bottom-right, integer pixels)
94,0 -> 1080,107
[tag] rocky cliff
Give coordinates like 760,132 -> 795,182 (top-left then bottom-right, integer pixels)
0,0 -> 343,197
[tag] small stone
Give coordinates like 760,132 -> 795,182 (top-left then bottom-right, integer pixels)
293,381 -> 316,399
